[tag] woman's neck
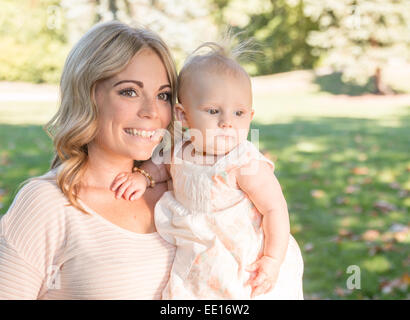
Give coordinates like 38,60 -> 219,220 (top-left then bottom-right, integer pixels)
82,143 -> 134,190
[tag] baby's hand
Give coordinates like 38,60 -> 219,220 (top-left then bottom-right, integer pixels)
111,172 -> 148,201
245,255 -> 281,298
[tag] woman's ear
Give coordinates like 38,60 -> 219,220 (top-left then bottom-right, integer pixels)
174,103 -> 189,127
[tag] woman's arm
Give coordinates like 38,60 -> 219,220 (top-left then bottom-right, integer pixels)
0,178 -> 67,299
0,238 -> 43,299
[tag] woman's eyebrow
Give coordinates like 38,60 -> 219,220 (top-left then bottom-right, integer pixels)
113,80 -> 170,91
113,80 -> 144,88
159,84 -> 171,90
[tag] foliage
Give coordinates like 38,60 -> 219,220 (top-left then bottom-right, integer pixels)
78,0 -> 217,68
209,0 -> 319,76
304,0 -> 410,90
0,0 -> 69,83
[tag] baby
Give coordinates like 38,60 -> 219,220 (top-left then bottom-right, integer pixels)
111,42 -> 304,299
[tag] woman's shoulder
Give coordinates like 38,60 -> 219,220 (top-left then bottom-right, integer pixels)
0,170 -> 69,276
0,170 -> 68,239
15,170 -> 67,205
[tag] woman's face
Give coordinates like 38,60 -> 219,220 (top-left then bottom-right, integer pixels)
93,48 -> 172,161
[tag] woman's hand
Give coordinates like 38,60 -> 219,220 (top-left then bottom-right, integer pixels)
110,172 -> 149,201
245,255 -> 281,298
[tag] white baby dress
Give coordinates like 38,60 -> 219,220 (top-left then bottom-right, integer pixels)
154,139 -> 304,299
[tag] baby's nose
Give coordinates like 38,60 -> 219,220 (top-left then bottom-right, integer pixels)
218,117 -> 233,128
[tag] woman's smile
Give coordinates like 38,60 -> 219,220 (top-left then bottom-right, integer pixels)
123,127 -> 163,141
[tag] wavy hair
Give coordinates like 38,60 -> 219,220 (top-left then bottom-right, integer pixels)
44,21 -> 177,213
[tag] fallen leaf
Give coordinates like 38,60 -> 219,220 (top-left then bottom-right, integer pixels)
304,243 -> 314,252
362,230 -> 380,242
353,205 -> 363,213
388,223 -> 408,233
382,242 -> 395,251
362,177 -> 373,184
0,150 -> 11,163
335,196 -> 349,205
394,230 -> 409,243
354,135 -> 363,143
348,177 -> 355,184
311,189 -> 325,198
338,229 -> 353,237
310,161 -> 322,169
370,210 -> 379,217
398,190 -> 409,198
352,167 -> 369,175
380,275 -> 409,294
401,273 -> 410,285
373,200 -> 397,213
380,232 -> 394,242
334,287 -> 349,297
345,185 -> 360,194
389,182 -> 401,190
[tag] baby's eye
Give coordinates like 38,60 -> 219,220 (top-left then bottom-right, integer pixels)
158,92 -> 171,101
119,88 -> 137,97
208,109 -> 219,115
235,110 -> 244,116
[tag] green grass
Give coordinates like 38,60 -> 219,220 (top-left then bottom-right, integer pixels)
251,115 -> 409,300
0,72 -> 409,299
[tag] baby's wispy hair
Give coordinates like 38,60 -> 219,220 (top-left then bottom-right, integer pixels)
177,29 -> 261,102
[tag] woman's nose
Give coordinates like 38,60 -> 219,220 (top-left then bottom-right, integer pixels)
137,96 -> 158,119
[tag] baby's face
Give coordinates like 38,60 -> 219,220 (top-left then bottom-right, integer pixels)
180,71 -> 254,155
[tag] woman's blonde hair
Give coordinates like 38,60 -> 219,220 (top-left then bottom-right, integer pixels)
44,21 -> 177,213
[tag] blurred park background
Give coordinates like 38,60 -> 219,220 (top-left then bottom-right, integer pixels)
0,0 -> 409,299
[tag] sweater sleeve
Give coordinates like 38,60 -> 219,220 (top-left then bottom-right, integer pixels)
0,177 -> 67,300
0,236 -> 44,299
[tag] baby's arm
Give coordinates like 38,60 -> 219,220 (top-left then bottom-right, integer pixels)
236,160 -> 290,297
111,158 -> 171,201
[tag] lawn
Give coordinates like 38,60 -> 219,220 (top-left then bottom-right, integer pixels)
0,71 -> 409,299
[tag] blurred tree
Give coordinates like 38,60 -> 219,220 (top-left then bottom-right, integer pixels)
209,0 -> 319,76
0,0 -> 69,83
304,0 -> 410,94
81,0 -> 218,68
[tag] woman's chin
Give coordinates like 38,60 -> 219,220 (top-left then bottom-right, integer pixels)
130,149 -> 156,161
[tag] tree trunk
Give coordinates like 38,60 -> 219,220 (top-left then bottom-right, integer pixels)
374,67 -> 393,95
109,0 -> 118,20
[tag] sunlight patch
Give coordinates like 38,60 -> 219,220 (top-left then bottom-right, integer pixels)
296,141 -> 324,153
362,256 -> 392,273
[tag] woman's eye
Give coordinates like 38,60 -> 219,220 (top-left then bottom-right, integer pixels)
119,88 -> 137,97
158,92 -> 171,101
235,111 -> 244,116
208,109 -> 219,115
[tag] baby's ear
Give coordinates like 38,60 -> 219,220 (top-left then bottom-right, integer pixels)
174,103 -> 189,126
251,109 -> 255,120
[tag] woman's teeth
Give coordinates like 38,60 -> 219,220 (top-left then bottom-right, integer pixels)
124,128 -> 155,138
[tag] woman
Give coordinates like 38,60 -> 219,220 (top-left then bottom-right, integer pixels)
0,21 -> 178,299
